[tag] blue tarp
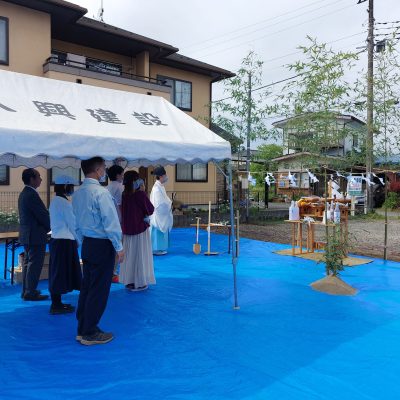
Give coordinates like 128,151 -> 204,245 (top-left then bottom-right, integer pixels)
1,228 -> 400,399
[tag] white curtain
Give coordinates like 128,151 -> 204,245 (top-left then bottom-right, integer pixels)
193,163 -> 207,181
176,164 -> 191,181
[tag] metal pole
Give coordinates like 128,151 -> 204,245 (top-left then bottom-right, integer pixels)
246,72 -> 252,223
366,0 -> 374,212
384,171 -> 388,260
228,162 -> 239,310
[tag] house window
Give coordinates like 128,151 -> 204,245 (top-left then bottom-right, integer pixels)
0,17 -> 9,65
50,167 -> 81,185
176,163 -> 207,182
86,57 -> 122,76
158,75 -> 192,111
0,166 -> 9,185
353,134 -> 359,148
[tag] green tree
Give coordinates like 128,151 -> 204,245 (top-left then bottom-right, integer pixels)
212,51 -> 271,144
276,36 -> 359,168
353,32 -> 400,259
250,144 -> 283,187
353,33 -> 400,161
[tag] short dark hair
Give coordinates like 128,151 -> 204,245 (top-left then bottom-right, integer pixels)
54,184 -> 74,196
22,168 -> 37,185
81,157 -> 105,176
107,165 -> 124,181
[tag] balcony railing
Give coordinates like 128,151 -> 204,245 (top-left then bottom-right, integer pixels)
43,56 -> 171,89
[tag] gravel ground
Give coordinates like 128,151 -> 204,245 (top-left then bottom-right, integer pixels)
236,218 -> 400,262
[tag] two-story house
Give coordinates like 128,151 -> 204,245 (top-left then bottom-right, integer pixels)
270,113 -> 366,197
0,0 -> 234,210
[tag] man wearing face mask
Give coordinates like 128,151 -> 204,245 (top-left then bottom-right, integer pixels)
48,175 -> 81,315
150,166 -> 173,256
72,157 -> 124,346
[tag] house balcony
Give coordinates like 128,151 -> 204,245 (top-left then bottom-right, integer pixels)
43,55 -> 171,96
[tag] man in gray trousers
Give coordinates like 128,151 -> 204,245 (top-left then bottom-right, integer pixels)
18,168 -> 50,301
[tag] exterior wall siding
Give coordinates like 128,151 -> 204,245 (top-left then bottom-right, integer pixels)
0,0 -> 51,76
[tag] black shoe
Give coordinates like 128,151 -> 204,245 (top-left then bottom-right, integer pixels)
23,293 -> 49,301
76,326 -> 103,342
80,331 -> 114,346
50,304 -> 75,315
21,289 -> 42,299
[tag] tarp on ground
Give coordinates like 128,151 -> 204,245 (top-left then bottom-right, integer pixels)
0,69 -> 231,168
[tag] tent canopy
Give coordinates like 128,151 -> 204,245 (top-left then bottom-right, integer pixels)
0,70 -> 231,168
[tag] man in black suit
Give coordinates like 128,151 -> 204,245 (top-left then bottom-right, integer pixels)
18,168 -> 50,301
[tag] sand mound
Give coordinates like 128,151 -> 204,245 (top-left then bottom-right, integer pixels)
310,275 -> 357,296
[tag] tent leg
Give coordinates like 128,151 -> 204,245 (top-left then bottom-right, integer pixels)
228,162 -> 239,310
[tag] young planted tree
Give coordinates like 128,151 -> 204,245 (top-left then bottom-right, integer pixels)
275,37 -> 359,293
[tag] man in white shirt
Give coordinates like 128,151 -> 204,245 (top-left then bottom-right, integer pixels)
72,157 -> 124,346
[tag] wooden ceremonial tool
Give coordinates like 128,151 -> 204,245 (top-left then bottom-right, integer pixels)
193,217 -> 201,254
204,201 -> 219,256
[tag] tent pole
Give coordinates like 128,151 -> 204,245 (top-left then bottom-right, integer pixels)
228,161 -> 239,310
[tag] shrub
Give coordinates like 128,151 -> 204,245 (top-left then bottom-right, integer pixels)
383,192 -> 400,210
0,210 -> 19,225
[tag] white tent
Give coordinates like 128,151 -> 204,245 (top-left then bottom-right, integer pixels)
0,69 -> 239,308
0,70 -> 230,168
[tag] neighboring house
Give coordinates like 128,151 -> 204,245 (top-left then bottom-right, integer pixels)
273,114 -> 366,157
271,114 -> 366,198
0,0 -> 234,209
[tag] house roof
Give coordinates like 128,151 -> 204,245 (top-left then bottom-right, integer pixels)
210,123 -> 243,146
5,0 -> 234,81
272,113 -> 366,129
270,152 -> 342,163
157,54 -> 235,82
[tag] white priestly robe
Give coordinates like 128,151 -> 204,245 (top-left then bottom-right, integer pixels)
150,180 -> 173,251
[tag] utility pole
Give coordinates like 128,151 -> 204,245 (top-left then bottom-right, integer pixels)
360,0 -> 375,212
245,72 -> 252,223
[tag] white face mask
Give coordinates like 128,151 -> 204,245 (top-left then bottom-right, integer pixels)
162,176 -> 169,185
99,173 -> 107,183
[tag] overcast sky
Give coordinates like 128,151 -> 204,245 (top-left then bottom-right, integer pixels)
74,0 -> 399,147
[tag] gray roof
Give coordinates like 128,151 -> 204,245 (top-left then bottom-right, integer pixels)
273,113 -> 366,129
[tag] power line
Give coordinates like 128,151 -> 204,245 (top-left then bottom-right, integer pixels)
374,25 -> 400,31
180,0 -> 344,51
213,34 -> 367,104
213,74 -> 303,103
195,3 -> 357,59
375,20 -> 400,25
262,31 -> 366,65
